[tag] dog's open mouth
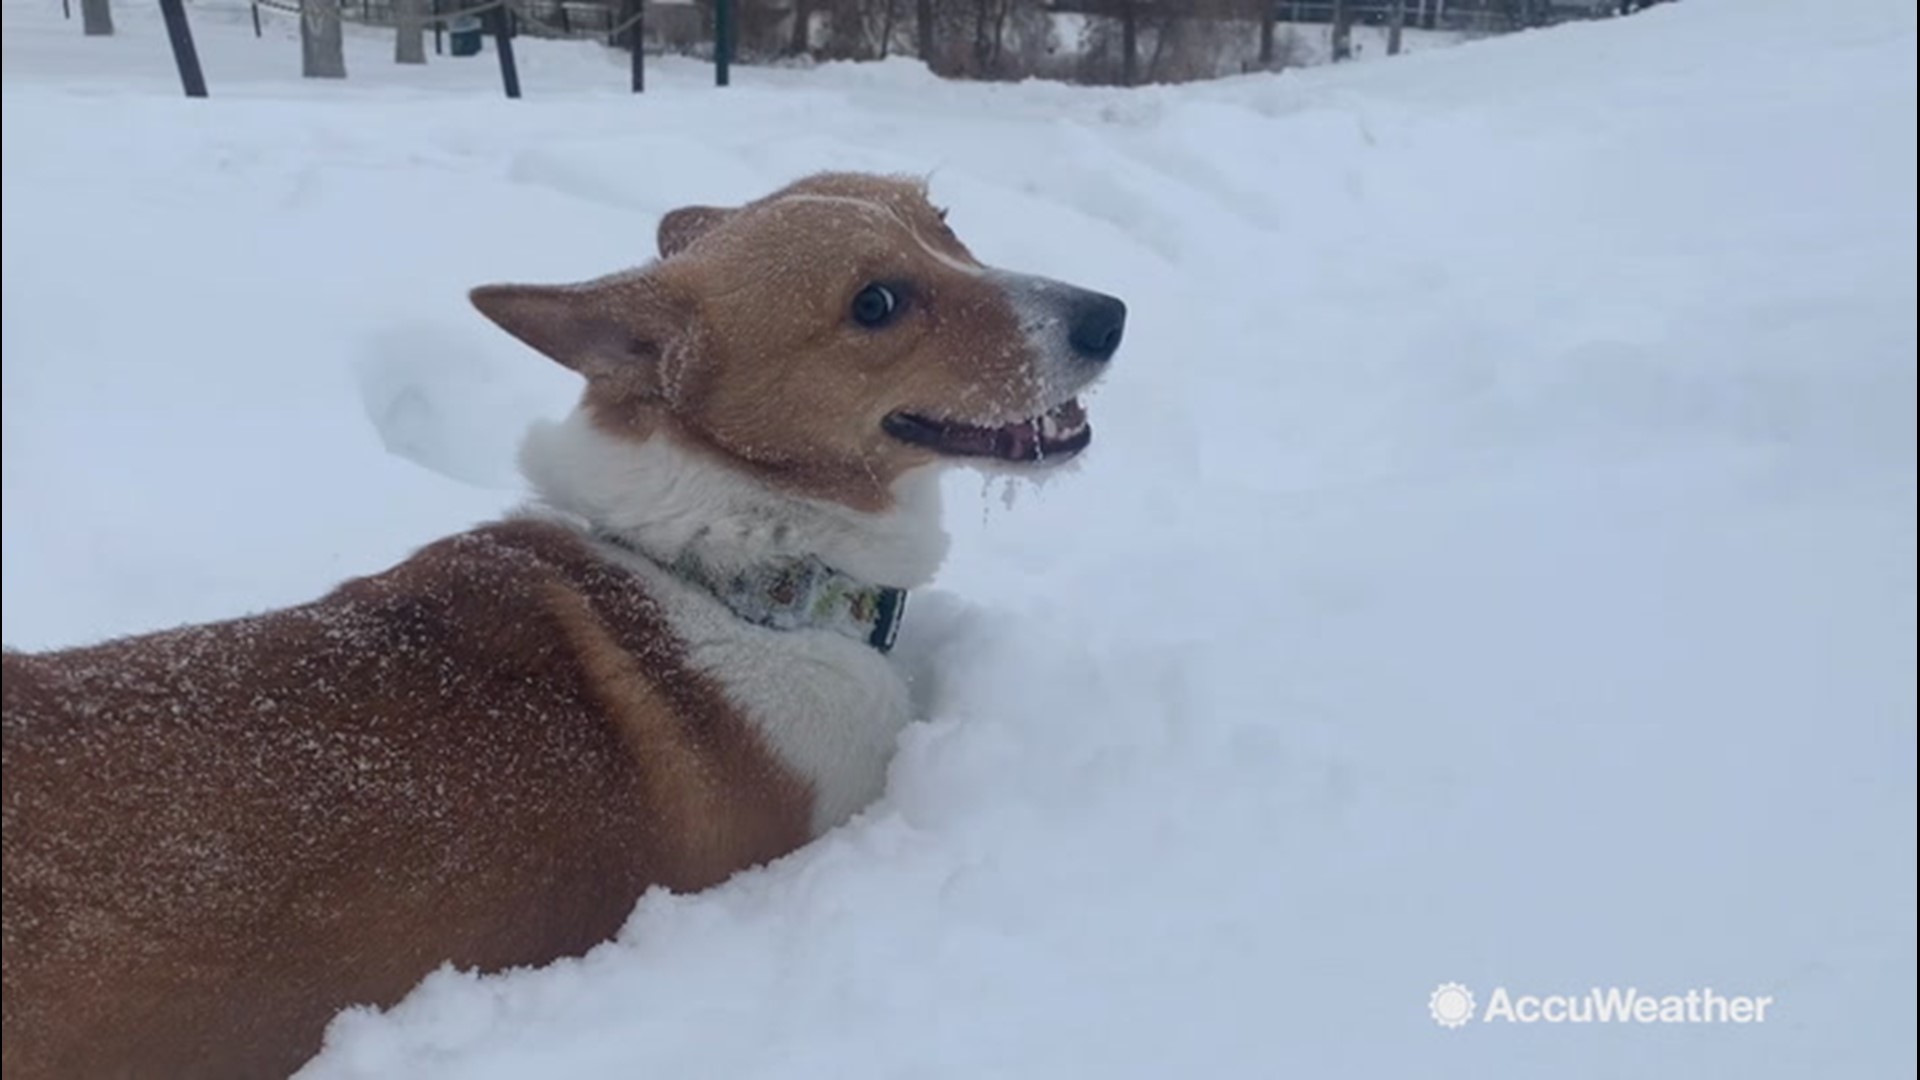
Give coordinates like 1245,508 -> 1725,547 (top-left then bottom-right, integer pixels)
883,399 -> 1091,463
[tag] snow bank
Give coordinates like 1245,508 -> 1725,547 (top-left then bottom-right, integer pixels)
2,0 -> 1913,1076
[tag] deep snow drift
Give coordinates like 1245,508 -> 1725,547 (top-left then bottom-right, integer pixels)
2,1 -> 1914,1077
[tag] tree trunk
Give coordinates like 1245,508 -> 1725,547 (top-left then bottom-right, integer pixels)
1143,10 -> 1169,83
915,0 -> 933,67
302,0 -> 347,77
80,0 -> 112,36
1258,6 -> 1274,67
989,0 -> 1009,74
878,0 -> 897,59
1120,0 -> 1136,86
1387,0 -> 1404,55
1329,0 -> 1351,63
395,0 -> 427,63
970,0 -> 989,74
789,0 -> 810,55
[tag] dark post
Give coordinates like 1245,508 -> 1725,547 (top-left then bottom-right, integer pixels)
158,0 -> 209,97
877,0 -> 895,59
627,0 -> 645,92
714,0 -> 731,86
915,0 -> 933,68
433,0 -> 443,54
250,1 -> 261,36
1119,0 -> 1136,86
488,3 -> 522,97
62,0 -> 70,18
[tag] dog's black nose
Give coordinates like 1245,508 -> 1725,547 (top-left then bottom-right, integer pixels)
1067,293 -> 1127,362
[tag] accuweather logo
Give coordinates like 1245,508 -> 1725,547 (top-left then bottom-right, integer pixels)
1428,983 -> 1776,1028
1429,983 -> 1476,1028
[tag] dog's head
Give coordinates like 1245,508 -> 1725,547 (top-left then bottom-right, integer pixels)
471,173 -> 1124,513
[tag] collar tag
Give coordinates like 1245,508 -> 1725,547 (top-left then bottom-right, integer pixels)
868,588 -> 907,653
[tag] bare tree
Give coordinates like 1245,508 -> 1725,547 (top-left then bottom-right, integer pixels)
876,0 -> 898,57
962,0 -> 1024,75
1329,0 -> 1352,62
395,0 -> 428,63
790,0 -> 812,53
726,0 -> 790,60
990,0 -> 1012,69
80,0 -> 113,36
1134,0 -> 1254,84
1143,8 -> 1171,81
1387,0 -> 1404,55
969,0 -> 990,71
302,0 -> 347,78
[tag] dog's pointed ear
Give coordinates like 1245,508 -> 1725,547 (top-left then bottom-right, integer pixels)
657,205 -> 733,258
470,276 -> 680,390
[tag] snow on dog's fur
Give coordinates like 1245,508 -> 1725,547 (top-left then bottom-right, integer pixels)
0,172 -> 1124,1080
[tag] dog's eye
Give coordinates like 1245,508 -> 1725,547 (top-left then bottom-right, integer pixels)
850,284 -> 901,328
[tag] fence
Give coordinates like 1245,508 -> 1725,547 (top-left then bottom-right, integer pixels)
96,0 -> 1659,100
132,0 -> 733,96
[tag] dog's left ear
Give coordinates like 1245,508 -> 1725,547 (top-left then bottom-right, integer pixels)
657,205 -> 733,258
470,275 -> 683,395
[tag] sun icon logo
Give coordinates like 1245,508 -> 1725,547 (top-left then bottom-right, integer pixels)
1429,983 -> 1475,1028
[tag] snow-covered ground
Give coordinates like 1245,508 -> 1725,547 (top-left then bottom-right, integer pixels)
3,0 -> 1914,1077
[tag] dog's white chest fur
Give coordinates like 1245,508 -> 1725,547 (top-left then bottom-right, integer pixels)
520,412 -> 946,835
606,552 -> 912,833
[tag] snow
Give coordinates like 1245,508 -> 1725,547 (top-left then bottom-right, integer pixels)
3,0 -> 1915,1077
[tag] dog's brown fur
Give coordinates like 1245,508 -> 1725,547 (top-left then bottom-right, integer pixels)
2,521 -> 811,1078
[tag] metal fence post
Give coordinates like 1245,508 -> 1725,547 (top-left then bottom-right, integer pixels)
158,0 -> 209,97
624,0 -> 645,92
489,3 -> 522,97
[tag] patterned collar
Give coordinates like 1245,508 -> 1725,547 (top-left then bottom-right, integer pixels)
597,532 -> 907,653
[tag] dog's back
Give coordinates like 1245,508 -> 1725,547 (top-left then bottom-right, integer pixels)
1,520 -> 810,1078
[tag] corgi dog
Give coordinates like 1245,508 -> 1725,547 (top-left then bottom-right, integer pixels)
0,171 -> 1124,1079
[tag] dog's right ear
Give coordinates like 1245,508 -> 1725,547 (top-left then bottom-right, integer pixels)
470,276 -> 682,396
657,206 -> 733,259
